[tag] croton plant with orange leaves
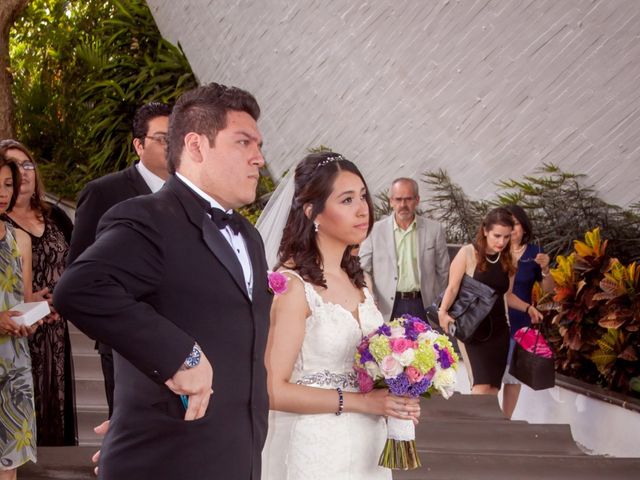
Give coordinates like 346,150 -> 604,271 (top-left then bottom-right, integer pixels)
538,228 -> 639,396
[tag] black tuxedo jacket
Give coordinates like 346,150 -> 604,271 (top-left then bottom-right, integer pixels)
55,176 -> 272,479
67,163 -> 151,265
67,164 -> 151,354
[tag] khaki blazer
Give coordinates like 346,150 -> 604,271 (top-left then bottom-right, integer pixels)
359,215 -> 450,320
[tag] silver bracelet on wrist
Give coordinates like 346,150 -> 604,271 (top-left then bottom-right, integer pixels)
335,387 -> 344,416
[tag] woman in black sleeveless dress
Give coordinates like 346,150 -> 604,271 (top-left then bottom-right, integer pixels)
437,208 -> 543,397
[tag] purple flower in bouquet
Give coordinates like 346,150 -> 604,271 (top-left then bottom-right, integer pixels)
407,375 -> 433,397
358,347 -> 375,364
435,343 -> 454,369
401,314 -> 430,340
386,372 -> 411,396
377,324 -> 391,336
267,271 -> 288,295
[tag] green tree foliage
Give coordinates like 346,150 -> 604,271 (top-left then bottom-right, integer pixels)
494,165 -> 640,264
421,169 -> 488,243
10,0 -> 197,199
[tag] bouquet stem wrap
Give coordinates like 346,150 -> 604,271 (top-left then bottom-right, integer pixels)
378,417 -> 421,470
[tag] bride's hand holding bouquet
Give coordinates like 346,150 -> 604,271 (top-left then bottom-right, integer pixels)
358,387 -> 421,423
354,314 -> 459,470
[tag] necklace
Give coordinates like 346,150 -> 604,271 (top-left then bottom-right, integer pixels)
511,244 -> 525,255
486,251 -> 501,264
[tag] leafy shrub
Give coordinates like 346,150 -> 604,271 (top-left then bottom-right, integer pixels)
540,228 -> 639,396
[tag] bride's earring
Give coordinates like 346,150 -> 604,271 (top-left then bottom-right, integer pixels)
314,221 -> 319,233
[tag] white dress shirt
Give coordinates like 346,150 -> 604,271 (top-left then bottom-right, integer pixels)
136,161 -> 166,193
175,173 -> 253,298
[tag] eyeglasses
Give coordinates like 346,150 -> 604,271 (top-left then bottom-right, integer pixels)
519,238 -> 541,263
16,161 -> 36,171
391,197 -> 417,203
144,135 -> 168,146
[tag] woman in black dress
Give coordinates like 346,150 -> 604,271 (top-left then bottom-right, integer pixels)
438,207 -> 542,397
0,139 -> 77,445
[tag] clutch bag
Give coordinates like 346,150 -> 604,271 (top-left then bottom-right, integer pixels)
427,274 -> 498,342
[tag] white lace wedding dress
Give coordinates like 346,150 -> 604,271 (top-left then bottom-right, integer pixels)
261,271 -> 391,480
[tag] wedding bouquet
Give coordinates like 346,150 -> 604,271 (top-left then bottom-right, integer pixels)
354,314 -> 459,470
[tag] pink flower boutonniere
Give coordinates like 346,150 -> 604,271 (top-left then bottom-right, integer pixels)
268,271 -> 288,295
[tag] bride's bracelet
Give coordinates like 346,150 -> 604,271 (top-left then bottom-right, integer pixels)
335,387 -> 344,416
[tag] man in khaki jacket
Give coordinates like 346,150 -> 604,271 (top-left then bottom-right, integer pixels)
359,178 -> 449,322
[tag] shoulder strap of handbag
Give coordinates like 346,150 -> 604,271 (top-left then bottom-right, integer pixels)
464,244 -> 477,277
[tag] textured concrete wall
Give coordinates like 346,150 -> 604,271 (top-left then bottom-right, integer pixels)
147,0 -> 640,207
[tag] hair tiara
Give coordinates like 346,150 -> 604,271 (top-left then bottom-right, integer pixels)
316,154 -> 345,168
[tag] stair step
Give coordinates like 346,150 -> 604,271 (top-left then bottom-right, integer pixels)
74,378 -> 107,409
422,393 -> 511,421
73,353 -> 103,381
77,407 -> 109,447
20,447 -> 96,479
69,328 -> 96,355
419,419 -> 584,456
396,450 -> 640,480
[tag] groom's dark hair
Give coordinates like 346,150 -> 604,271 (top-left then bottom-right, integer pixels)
277,151 -> 374,289
166,83 -> 260,173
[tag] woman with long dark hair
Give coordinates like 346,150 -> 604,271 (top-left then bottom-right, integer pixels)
438,207 -> 543,401
260,152 -> 420,479
0,140 -> 77,446
502,205 -> 554,418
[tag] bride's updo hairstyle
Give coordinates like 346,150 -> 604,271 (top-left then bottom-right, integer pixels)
277,151 -> 374,288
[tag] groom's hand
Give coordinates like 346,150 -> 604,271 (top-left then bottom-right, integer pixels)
165,350 -> 214,421
92,420 -> 110,476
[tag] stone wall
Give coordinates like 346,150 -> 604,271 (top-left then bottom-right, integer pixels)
147,0 -> 640,207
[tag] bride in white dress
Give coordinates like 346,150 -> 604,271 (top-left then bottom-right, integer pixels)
258,152 -> 420,480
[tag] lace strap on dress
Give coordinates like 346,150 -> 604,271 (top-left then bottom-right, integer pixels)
362,286 -> 374,304
278,269 -> 323,312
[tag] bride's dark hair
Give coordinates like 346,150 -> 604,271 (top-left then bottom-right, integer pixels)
276,152 -> 374,288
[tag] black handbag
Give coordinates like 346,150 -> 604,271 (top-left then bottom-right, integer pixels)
509,327 -> 555,390
426,274 -> 498,343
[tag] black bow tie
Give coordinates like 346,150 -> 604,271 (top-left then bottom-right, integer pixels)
209,208 -> 242,234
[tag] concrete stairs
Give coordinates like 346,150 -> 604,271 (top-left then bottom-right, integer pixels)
69,323 -> 109,447
397,394 -> 639,479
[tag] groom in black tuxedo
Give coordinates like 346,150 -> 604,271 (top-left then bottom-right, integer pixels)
55,84 -> 272,479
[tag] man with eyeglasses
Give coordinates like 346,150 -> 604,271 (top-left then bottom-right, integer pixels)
359,177 -> 450,324
67,101 -> 171,417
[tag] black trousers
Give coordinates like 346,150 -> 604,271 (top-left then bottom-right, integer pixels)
390,296 -> 427,322
100,350 -> 115,418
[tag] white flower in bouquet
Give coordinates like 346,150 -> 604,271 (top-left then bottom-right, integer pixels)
433,368 -> 457,399
389,326 -> 406,338
380,355 -> 404,378
392,348 -> 415,367
364,360 -> 381,378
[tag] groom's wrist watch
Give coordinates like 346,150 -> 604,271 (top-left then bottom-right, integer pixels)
180,343 -> 202,370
